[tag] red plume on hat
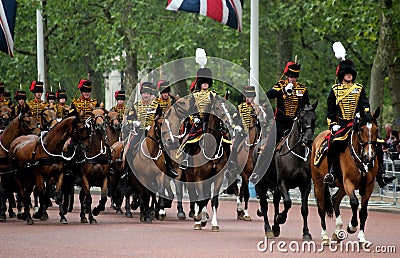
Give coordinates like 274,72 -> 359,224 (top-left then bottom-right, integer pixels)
78,79 -> 92,92
30,81 -> 44,93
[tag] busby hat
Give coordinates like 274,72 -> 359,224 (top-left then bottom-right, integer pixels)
78,79 -> 92,92
157,80 -> 170,93
284,62 -> 301,78
195,68 -> 213,90
14,90 -> 27,101
0,82 -> 4,94
30,81 -> 44,93
336,59 -> 357,83
56,89 -> 67,100
114,90 -> 126,100
46,91 -> 56,101
140,82 -> 156,94
243,85 -> 256,98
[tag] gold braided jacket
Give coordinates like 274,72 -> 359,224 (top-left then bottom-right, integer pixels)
273,80 -> 307,118
135,100 -> 157,129
192,89 -> 216,118
71,97 -> 98,120
152,97 -> 171,114
111,105 -> 126,118
55,103 -> 70,119
238,102 -> 255,132
27,99 -> 48,125
0,98 -> 10,107
332,83 -> 363,121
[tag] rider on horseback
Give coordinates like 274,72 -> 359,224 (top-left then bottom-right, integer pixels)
55,89 -> 69,120
267,61 -> 310,143
111,90 -> 126,121
27,81 -> 48,130
323,59 -> 395,187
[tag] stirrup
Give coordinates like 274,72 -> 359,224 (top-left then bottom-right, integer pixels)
323,173 -> 335,185
179,159 -> 188,170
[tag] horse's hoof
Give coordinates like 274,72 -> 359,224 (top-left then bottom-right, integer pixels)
189,210 -> 194,218
27,218 -> 34,225
81,217 -> 88,223
125,212 -> 133,218
347,225 -> 357,234
157,214 -> 165,221
211,225 -> 220,232
322,237 -> 330,246
194,224 -> 202,230
243,215 -> 252,221
272,225 -> 280,237
265,231 -> 274,239
237,210 -> 245,220
90,218 -> 97,224
9,212 -> 16,218
60,218 -> 68,224
116,210 -> 123,215
201,221 -> 207,227
177,211 -> 186,220
40,211 -> 49,221
256,209 -> 263,217
33,212 -> 41,220
92,207 -> 100,216
276,213 -> 287,224
144,217 -> 152,224
303,234 -> 312,241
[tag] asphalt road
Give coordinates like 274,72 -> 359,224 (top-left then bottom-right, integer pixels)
0,194 -> 399,258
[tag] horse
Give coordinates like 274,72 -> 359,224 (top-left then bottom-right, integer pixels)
0,113 -> 36,221
0,105 -> 13,130
162,94 -> 231,231
227,110 -> 262,221
106,110 -> 122,145
311,108 -> 380,246
9,116 -> 87,225
75,108 -> 111,224
256,101 -> 318,240
123,106 -> 173,223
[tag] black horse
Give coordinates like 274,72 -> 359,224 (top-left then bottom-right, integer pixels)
256,101 -> 318,240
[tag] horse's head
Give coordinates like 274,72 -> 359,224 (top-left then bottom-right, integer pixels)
162,97 -> 190,149
91,108 -> 107,132
71,116 -> 90,142
353,107 -> 380,168
208,94 -> 233,134
297,101 -> 318,147
18,112 -> 37,134
150,105 -> 164,141
106,110 -> 122,132
0,105 -> 13,129
41,108 -> 57,130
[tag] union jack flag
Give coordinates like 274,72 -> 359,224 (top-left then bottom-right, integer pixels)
0,0 -> 16,57
166,0 -> 243,32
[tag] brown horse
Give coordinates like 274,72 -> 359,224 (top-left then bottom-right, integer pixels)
106,110 -> 122,145
9,116 -> 87,224
0,113 -> 36,221
311,108 -> 380,246
162,95 -> 230,231
0,105 -> 13,130
229,111 -> 262,221
76,108 -> 111,224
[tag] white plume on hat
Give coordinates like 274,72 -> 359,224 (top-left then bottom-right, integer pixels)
332,42 -> 346,60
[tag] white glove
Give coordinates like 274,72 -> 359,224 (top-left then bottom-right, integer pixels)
132,120 -> 140,127
331,125 -> 341,132
285,83 -> 293,95
193,117 -> 201,124
145,125 -> 151,131
234,125 -> 242,133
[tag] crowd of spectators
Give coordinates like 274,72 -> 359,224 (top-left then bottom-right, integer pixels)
383,123 -> 400,160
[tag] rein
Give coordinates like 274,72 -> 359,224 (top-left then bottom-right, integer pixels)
40,131 -> 76,161
279,117 -> 311,162
349,124 -> 376,173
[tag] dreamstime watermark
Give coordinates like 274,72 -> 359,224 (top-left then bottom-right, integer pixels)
257,230 -> 397,254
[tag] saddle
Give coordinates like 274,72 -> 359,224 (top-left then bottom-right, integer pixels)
313,137 -> 329,166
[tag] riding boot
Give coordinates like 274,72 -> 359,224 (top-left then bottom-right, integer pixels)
164,153 -> 178,178
179,152 -> 189,170
324,152 -> 336,186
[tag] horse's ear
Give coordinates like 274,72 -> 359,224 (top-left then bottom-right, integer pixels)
312,100 -> 318,111
373,107 -> 380,120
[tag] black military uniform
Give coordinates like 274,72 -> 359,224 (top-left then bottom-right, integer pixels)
324,59 -> 395,187
27,81 -> 48,128
70,79 -> 98,120
267,62 -> 309,143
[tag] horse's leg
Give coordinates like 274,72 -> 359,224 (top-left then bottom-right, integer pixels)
210,194 -> 219,232
257,186 -> 274,238
7,191 -> 16,218
345,181 -> 359,235
124,194 -> 133,218
16,175 -> 33,225
272,189 -> 281,237
331,188 -> 346,242
53,172 -> 67,224
33,185 -> 39,215
300,183 -> 312,241
0,183 -> 6,221
276,181 -> 291,224
79,177 -> 89,224
141,189 -> 152,223
175,181 -> 186,220
241,174 -> 251,221
33,175 -> 49,221
92,176 -> 108,217
358,183 -> 374,246
313,177 -> 330,245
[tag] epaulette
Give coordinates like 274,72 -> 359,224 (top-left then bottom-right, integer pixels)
331,83 -> 341,89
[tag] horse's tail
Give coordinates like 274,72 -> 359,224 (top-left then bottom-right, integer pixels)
324,184 -> 334,218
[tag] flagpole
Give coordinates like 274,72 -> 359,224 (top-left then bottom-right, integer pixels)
36,1 -> 45,99
250,0 -> 259,104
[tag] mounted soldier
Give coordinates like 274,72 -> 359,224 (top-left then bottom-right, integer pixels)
111,90 -> 126,121
45,91 -> 57,107
70,79 -> 98,120
267,61 -> 310,143
55,89 -> 69,120
27,80 -> 48,129
153,80 -> 175,114
12,90 -> 30,117
134,82 -> 158,132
